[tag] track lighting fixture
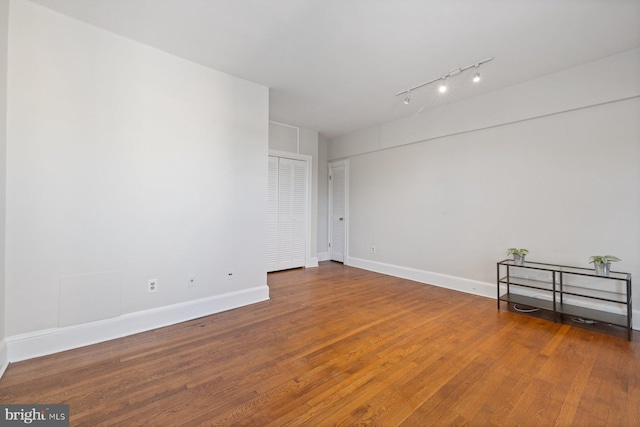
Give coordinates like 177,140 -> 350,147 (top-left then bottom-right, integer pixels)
396,57 -> 492,103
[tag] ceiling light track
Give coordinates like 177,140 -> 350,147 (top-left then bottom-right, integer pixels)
395,57 -> 493,99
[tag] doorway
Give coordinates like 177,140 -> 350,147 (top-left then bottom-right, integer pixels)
328,160 -> 348,263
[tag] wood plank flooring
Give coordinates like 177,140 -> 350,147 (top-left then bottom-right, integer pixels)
1,261 -> 639,426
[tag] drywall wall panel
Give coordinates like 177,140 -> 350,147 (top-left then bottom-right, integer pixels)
269,122 -> 298,152
317,138 -> 329,257
349,97 -> 640,307
58,272 -> 123,327
0,0 -> 9,353
299,126 -> 318,260
6,0 -> 268,336
328,125 -> 380,160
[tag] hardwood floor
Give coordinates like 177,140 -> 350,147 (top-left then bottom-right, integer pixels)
1,261 -> 639,426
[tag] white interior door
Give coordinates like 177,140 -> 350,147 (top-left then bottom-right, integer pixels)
278,158 -> 294,269
290,159 -> 307,268
267,155 -> 308,272
329,162 -> 346,262
266,156 -> 279,272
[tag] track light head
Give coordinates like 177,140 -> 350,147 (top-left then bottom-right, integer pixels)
473,64 -> 481,82
403,94 -> 411,105
438,79 -> 447,93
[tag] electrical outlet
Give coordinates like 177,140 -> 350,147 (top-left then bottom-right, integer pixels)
371,246 -> 376,254
188,276 -> 196,287
148,279 -> 157,293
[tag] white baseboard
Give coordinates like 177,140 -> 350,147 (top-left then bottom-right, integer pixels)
317,252 -> 329,262
347,256 -> 639,332
0,339 -> 8,380
347,256 -> 495,298
6,285 -> 270,363
306,257 -> 319,268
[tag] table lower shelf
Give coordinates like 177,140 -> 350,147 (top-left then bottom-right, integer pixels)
499,293 -> 629,328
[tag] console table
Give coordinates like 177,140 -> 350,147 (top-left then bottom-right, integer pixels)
497,259 -> 632,340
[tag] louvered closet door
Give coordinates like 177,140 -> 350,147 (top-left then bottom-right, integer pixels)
266,156 -> 279,272
289,159 -> 307,268
267,156 -> 308,272
278,159 -> 294,270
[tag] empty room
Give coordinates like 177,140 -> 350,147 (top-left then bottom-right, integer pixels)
0,0 -> 639,425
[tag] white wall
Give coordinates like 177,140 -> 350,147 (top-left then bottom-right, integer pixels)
5,0 -> 269,350
329,48 -> 640,318
299,127 -> 319,262
268,121 -> 319,263
317,138 -> 328,260
269,122 -> 298,153
0,0 -> 9,374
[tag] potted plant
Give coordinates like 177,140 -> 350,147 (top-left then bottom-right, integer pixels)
506,248 -> 529,266
588,255 -> 621,276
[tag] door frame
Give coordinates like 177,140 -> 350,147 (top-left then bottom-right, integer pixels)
269,149 -> 313,269
328,159 -> 349,265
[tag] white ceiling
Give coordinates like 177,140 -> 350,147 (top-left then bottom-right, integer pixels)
28,0 -> 640,139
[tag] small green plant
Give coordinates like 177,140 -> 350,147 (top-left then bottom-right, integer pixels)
506,248 -> 529,256
589,255 -> 621,265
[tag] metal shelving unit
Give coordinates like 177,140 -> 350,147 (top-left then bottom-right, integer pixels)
497,259 -> 633,340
